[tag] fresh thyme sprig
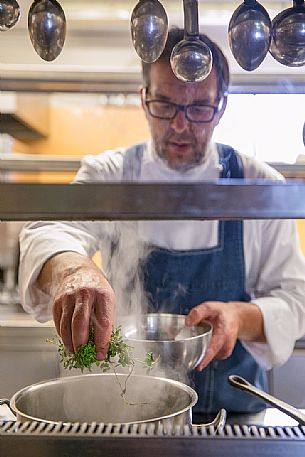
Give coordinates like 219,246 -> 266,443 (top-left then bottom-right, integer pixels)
47,326 -> 158,406
48,325 -> 155,373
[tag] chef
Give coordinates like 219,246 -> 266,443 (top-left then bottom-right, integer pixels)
19,28 -> 305,416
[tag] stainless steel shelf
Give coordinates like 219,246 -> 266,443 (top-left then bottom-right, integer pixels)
268,163 -> 305,178
1,180 -> 305,221
1,155 -> 305,177
0,154 -> 81,172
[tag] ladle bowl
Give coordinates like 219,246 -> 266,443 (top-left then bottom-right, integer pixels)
269,0 -> 305,67
170,0 -> 213,82
228,0 -> 272,71
0,0 -> 20,31
170,38 -> 213,82
28,0 -> 66,61
119,313 -> 212,373
130,0 -> 168,63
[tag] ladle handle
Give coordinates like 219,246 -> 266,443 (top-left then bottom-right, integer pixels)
183,0 -> 199,38
228,375 -> 305,425
192,408 -> 227,433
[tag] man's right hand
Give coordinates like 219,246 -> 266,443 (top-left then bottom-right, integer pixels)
38,252 -> 116,360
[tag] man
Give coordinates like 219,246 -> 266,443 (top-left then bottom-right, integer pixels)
19,28 -> 305,416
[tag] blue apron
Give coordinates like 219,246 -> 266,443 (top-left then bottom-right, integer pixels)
123,142 -> 267,414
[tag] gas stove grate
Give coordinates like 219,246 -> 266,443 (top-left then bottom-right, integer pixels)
1,420 -> 305,439
1,421 -> 305,457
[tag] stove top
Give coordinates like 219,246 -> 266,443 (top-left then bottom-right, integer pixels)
1,418 -> 305,457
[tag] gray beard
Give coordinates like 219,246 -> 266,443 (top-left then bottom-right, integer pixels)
153,141 -> 207,172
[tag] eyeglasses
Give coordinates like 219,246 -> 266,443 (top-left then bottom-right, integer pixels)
145,98 -> 220,123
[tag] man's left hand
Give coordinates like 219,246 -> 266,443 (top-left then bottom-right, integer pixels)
185,301 -> 265,371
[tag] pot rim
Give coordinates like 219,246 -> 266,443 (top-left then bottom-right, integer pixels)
9,373 -> 198,425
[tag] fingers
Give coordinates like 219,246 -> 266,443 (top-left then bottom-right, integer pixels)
185,302 -> 219,326
59,295 -> 74,353
71,289 -> 93,352
52,278 -> 116,360
196,330 -> 226,371
93,289 -> 116,360
52,296 -> 63,337
186,301 -> 239,371
196,330 -> 235,371
53,289 -> 93,353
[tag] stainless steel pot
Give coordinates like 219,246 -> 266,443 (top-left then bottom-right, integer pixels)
0,373 -> 226,430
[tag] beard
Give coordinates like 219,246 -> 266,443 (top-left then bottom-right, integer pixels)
152,131 -> 209,172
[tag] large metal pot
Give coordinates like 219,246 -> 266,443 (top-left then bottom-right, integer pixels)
0,373 -> 226,430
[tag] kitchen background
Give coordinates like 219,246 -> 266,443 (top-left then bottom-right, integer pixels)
0,0 -> 305,406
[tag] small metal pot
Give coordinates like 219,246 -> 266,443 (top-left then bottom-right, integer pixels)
119,313 -> 212,372
1,373 -> 226,431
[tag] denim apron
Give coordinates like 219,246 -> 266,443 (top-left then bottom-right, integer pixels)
123,142 -> 267,414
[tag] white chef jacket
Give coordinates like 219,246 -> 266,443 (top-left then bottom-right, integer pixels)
19,141 -> 305,370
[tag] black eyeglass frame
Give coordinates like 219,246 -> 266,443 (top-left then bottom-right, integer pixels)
144,90 -> 223,124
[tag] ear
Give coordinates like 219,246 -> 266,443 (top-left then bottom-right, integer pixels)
214,94 -> 228,126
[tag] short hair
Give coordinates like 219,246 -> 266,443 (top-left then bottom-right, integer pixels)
141,27 -> 230,100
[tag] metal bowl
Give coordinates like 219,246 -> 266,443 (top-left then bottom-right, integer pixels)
119,313 -> 212,372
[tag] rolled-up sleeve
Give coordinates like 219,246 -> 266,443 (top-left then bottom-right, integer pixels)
18,149 -> 124,322
19,220 -> 102,322
243,218 -> 305,369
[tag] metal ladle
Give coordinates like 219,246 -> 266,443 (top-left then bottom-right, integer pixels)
130,0 -> 168,63
229,375 -> 305,425
269,0 -> 305,67
0,0 -> 20,31
28,0 -> 66,62
170,0 -> 212,82
228,0 -> 272,71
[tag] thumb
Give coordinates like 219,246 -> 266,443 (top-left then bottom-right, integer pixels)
185,307 -> 202,325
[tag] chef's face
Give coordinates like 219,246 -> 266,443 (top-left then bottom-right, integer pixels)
142,62 -> 226,172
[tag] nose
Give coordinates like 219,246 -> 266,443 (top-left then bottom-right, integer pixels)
170,109 -> 190,133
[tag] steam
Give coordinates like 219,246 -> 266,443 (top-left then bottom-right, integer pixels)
59,374 -> 194,424
28,218 -> 198,406
104,221 -> 152,317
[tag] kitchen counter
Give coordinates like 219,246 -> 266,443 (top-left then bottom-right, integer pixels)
0,303 -> 59,399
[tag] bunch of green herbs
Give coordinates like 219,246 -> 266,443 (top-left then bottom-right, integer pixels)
49,326 -> 155,373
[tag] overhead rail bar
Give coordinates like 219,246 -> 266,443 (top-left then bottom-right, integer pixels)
0,75 -> 304,94
1,181 -> 305,221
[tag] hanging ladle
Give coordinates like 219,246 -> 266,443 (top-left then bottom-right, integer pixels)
130,0 -> 168,63
228,0 -> 272,71
28,0 -> 66,62
170,0 -> 212,82
229,375 -> 305,425
0,0 -> 20,31
269,0 -> 305,67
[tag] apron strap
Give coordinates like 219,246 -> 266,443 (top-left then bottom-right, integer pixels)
122,143 -> 145,180
217,143 -> 244,179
